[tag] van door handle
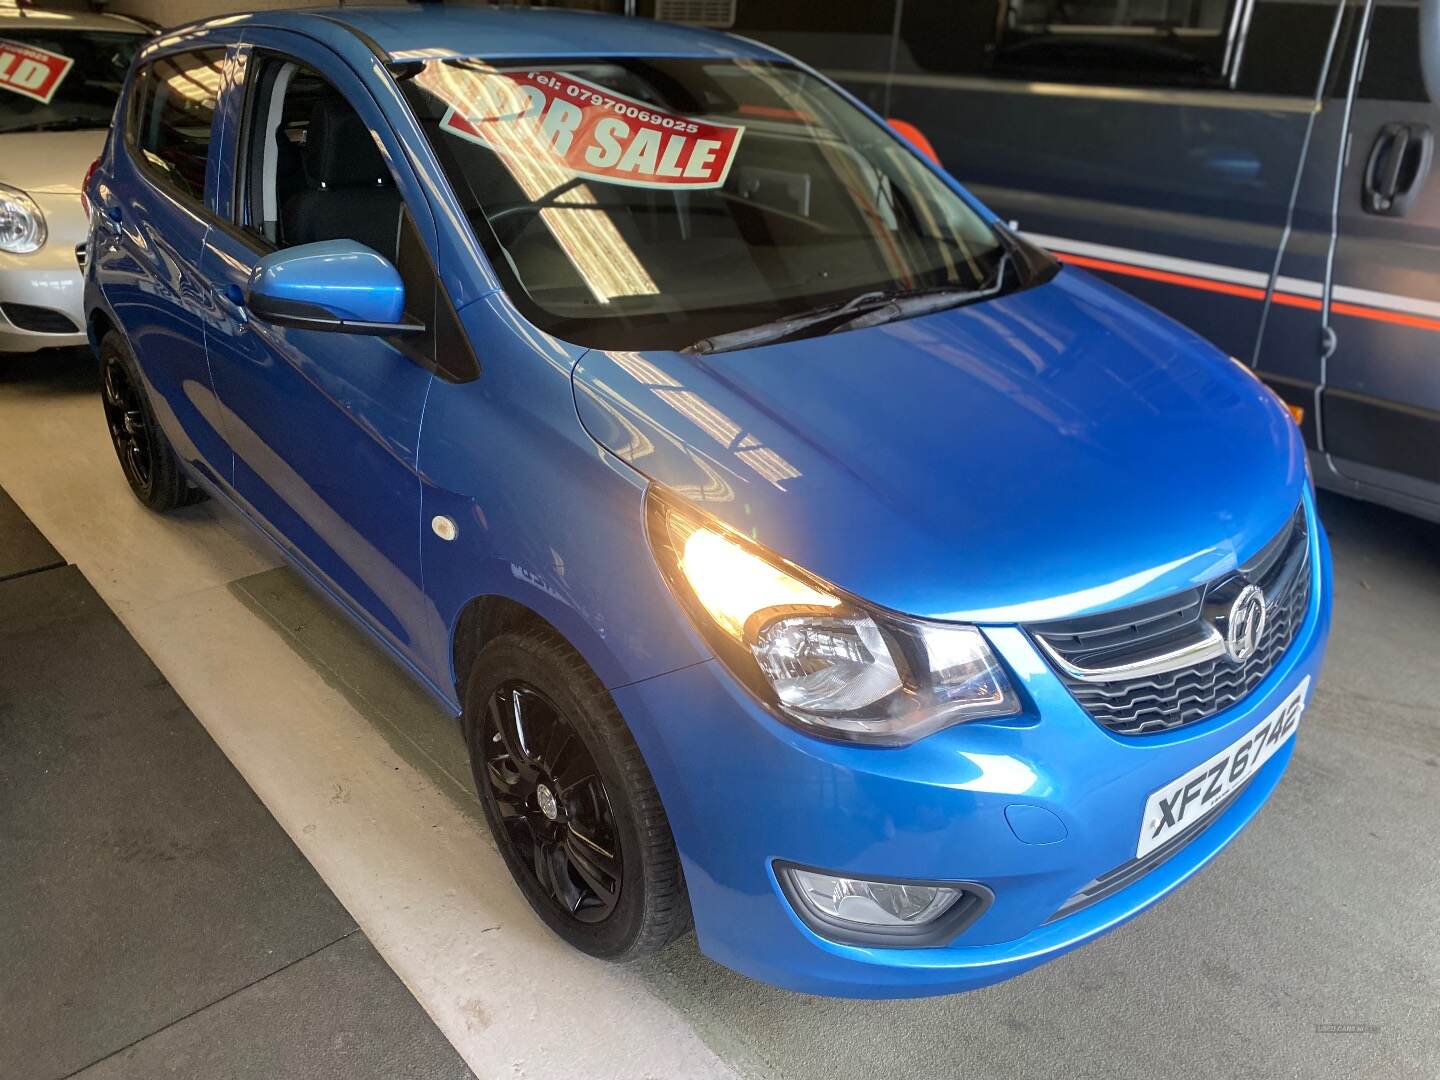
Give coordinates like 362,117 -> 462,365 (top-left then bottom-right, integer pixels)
1363,122 -> 1434,216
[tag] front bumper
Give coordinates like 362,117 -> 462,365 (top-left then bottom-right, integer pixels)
613,501 -> 1333,998
0,194 -> 88,353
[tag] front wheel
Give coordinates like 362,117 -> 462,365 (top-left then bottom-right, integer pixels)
462,629 -> 690,960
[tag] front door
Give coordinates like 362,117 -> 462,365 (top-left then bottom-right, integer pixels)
198,38 -> 439,671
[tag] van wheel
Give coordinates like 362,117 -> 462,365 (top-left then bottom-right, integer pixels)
462,628 -> 690,960
99,331 -> 204,512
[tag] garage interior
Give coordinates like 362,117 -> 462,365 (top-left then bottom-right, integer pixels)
3,1 -> 1440,1078
3,355 -> 1437,1078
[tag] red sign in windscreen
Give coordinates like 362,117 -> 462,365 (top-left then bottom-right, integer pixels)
437,69 -> 745,190
0,39 -> 74,105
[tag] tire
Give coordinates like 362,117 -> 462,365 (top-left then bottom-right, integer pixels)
462,628 -> 690,960
99,330 -> 204,512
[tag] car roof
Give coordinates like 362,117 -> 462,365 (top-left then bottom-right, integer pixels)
0,7 -> 151,34
258,5 -> 776,63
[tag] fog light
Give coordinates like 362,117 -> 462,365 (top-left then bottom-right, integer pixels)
790,868 -> 959,926
777,864 -> 992,947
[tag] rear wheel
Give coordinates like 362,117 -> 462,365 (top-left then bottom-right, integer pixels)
463,628 -> 690,959
99,331 -> 203,512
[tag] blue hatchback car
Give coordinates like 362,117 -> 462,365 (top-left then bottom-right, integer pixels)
84,5 -> 1331,998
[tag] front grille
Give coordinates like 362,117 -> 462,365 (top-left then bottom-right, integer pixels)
1,302 -> 79,335
1027,507 -> 1312,735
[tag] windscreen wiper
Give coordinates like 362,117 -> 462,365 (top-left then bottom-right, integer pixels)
682,290 -> 901,356
683,253 -> 1011,356
823,255 -> 1010,336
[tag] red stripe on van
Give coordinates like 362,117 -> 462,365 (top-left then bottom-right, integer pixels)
1054,252 -> 1440,334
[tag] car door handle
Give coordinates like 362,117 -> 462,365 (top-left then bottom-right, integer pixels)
93,203 -> 122,243
1363,122 -> 1434,216
215,283 -> 248,322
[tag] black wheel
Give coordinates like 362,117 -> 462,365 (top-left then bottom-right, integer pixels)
463,629 -> 690,959
99,331 -> 203,512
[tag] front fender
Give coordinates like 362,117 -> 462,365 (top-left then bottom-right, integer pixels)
414,294 -> 710,706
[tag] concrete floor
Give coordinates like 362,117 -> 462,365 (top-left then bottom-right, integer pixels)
1,346 -> 1436,1080
1,552 -> 473,1080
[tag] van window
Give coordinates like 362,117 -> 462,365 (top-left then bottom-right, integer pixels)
1358,2 -> 1428,102
1235,1 -> 1357,98
890,0 -> 1346,97
129,49 -> 227,204
990,0 -> 1245,88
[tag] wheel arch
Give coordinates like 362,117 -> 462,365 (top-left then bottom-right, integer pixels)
87,306 -> 116,353
450,593 -> 562,700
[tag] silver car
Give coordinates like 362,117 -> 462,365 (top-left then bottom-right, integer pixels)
1,9 -> 149,354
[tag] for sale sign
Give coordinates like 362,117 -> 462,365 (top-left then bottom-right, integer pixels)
434,69 -> 745,190
0,39 -> 73,105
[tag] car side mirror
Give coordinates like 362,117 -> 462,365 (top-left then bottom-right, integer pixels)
1424,0 -> 1440,107
246,239 -> 424,336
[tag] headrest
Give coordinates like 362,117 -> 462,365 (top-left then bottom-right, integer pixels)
303,100 -> 389,189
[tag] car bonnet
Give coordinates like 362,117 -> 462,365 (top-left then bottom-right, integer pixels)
572,267 -> 1309,624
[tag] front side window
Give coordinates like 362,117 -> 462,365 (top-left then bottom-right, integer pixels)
395,57 -> 1021,351
129,48 -> 226,204
236,57 -> 406,261
0,29 -> 144,134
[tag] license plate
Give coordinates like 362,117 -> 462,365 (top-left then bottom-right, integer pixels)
1136,676 -> 1309,859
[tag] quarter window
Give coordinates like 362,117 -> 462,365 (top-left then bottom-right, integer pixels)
129,48 -> 226,204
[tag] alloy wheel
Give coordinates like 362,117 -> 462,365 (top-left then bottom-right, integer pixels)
101,356 -> 154,493
481,681 -> 623,923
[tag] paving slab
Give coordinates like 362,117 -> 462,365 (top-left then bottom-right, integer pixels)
0,559 -> 471,1080
0,485 -> 62,581
73,931 -> 474,1080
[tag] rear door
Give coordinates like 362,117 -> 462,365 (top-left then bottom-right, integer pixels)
94,46 -> 231,488
1321,1 -> 1440,507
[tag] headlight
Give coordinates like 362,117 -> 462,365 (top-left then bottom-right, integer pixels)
646,488 -> 1020,745
0,184 -> 47,254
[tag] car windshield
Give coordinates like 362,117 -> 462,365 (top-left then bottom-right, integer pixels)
0,29 -> 144,134
395,56 -> 1022,351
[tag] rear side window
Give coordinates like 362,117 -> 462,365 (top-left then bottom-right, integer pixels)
128,48 -> 227,204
